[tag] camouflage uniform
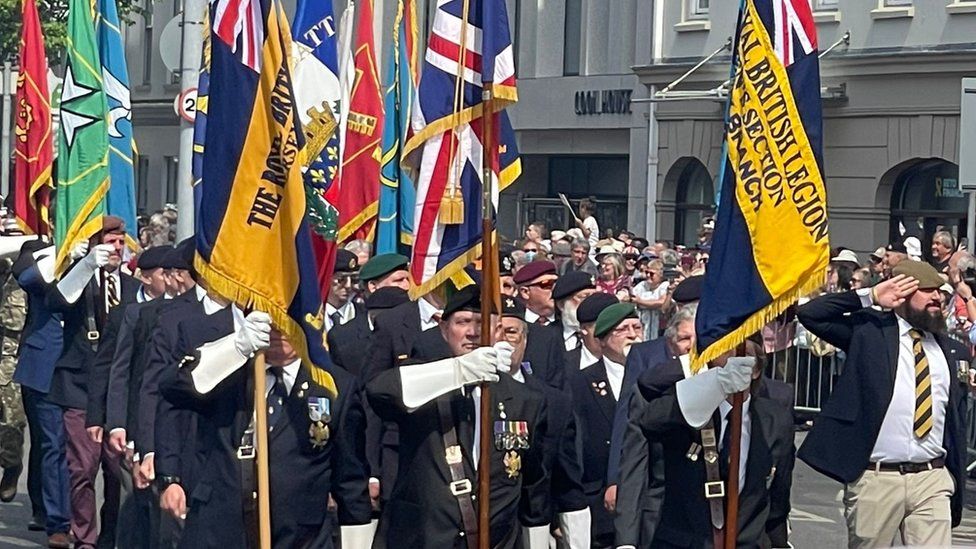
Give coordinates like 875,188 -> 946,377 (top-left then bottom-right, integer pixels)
0,259 -> 26,470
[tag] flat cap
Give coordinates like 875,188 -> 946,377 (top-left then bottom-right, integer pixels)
365,287 -> 410,311
594,303 -> 638,339
334,249 -> 359,274
512,260 -> 556,285
137,246 -> 170,270
577,292 -> 619,325
102,215 -> 126,235
552,271 -> 595,301
163,238 -> 195,270
671,275 -> 703,304
442,284 -> 481,319
886,242 -> 908,255
892,261 -> 945,290
501,295 -> 526,319
360,253 -> 409,282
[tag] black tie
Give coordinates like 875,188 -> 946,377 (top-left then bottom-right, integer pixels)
267,368 -> 288,432
573,331 -> 583,350
329,311 -> 342,328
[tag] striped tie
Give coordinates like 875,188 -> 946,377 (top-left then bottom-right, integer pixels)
106,274 -> 120,310
909,329 -> 933,439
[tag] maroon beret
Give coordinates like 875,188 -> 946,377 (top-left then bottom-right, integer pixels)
513,260 -> 556,286
102,215 -> 126,235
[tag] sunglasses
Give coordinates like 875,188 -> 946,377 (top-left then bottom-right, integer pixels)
527,280 -> 555,290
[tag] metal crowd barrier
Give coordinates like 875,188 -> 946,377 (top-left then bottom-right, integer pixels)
762,340 -> 839,416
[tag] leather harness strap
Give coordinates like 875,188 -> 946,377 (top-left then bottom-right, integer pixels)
701,419 -> 726,548
436,397 -> 478,549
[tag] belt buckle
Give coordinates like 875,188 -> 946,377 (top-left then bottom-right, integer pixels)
704,480 -> 725,499
86,330 -> 100,341
237,445 -> 255,460
449,479 -> 472,496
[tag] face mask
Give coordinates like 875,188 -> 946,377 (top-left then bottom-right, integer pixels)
524,251 -> 537,262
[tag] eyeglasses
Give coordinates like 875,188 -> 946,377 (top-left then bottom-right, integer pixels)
522,248 -> 538,253
527,279 -> 555,291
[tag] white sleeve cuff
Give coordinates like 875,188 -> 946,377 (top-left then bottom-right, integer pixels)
399,358 -> 461,410
189,333 -> 249,394
856,287 -> 873,308
55,260 -> 97,304
34,248 -> 56,283
675,368 -> 726,429
521,524 -> 551,549
557,509 -> 591,549
109,428 -> 126,435
340,521 -> 377,549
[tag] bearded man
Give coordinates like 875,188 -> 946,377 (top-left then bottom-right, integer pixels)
567,303 -> 643,547
797,261 -> 971,548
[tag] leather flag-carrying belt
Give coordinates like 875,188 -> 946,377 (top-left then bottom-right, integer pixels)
436,398 -> 478,549
701,419 -> 726,549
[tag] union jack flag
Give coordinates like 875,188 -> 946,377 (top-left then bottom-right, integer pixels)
771,0 -> 818,66
403,0 -> 520,297
213,0 -> 264,72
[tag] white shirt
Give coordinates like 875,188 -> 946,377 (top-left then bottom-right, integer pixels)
524,308 -> 555,326
562,323 -> 580,352
604,356 -> 625,401
266,358 -> 301,395
633,280 -> 669,341
583,216 -> 599,261
719,397 -> 752,490
417,297 -> 442,331
869,316 -> 950,463
325,301 -> 357,331
580,345 -> 598,370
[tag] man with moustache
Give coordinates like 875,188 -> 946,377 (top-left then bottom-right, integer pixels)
566,293 -> 618,373
550,271 -> 596,354
567,303 -> 643,547
798,261 -> 970,548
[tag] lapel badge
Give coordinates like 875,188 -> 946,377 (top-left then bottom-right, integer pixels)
497,402 -> 507,420
503,450 -> 521,479
592,381 -> 608,397
307,397 -> 331,423
309,421 -> 330,448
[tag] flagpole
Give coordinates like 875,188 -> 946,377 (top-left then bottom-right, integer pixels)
477,87 -> 496,549
253,350 -> 272,549
723,341 -> 748,548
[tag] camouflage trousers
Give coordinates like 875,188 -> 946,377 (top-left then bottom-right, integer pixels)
0,354 -> 25,470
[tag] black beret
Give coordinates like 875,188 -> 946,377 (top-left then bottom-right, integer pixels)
577,292 -> 619,325
163,238 -> 195,270
512,261 -> 556,285
334,249 -> 359,274
552,271 -> 595,301
501,295 -> 526,319
442,284 -> 481,319
137,246 -> 170,270
360,253 -> 409,282
886,242 -> 908,255
365,287 -> 410,311
671,275 -> 703,304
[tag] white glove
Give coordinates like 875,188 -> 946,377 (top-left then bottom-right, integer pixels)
234,311 -> 272,357
716,357 -> 755,396
493,342 -> 515,375
455,346 -> 501,386
70,241 -> 90,260
82,243 -> 114,269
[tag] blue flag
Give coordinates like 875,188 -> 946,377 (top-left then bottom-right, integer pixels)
95,0 -> 137,244
376,0 -> 418,255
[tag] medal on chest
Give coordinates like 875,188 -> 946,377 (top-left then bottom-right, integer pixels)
307,397 -> 331,448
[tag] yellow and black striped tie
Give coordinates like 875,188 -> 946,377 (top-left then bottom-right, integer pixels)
909,329 -> 933,439
106,274 -> 120,310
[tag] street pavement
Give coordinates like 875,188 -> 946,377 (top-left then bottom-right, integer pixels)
2,431 -> 976,547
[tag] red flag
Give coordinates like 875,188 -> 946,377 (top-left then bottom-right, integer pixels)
13,0 -> 53,235
337,0 -> 384,243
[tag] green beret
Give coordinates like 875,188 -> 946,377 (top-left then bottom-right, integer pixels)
892,260 -> 945,291
360,253 -> 409,282
594,303 -> 638,339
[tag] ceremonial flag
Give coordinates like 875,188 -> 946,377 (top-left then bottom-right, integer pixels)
196,0 -> 336,393
95,0 -> 137,246
692,0 -> 829,369
337,0 -> 383,243
404,0 -> 521,298
292,0 -> 342,295
191,9 -> 210,212
54,0 -> 110,274
12,0 -> 53,235
376,0 -> 419,255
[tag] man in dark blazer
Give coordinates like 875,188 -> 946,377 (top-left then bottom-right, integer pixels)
797,262 -> 968,547
366,285 -> 552,548
12,242 -> 71,547
567,303 -> 643,547
47,216 -> 139,549
626,343 -> 794,549
161,309 -> 373,548
328,288 -> 409,378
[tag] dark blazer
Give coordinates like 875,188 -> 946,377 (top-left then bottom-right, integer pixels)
634,388 -> 795,549
84,301 -> 129,426
367,371 -> 550,549
327,313 -> 371,378
363,300 -> 424,382
524,323 -> 568,392
796,290 -> 969,525
567,359 -> 618,543
13,261 -> 64,393
614,391 -> 665,547
162,313 -> 371,549
48,270 -> 138,410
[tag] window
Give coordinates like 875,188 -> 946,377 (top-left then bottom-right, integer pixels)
164,156 -> 180,204
688,0 -> 710,18
141,3 -> 153,85
563,0 -> 582,76
812,0 -> 839,10
889,159 -> 965,261
673,160 -> 715,247
884,0 -> 912,5
136,156 -> 150,214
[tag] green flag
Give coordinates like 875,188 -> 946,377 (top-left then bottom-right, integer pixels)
55,0 -> 110,275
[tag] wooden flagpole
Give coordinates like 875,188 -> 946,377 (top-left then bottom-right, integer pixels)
477,86 -> 497,549
253,351 -> 272,549
723,341 -> 749,548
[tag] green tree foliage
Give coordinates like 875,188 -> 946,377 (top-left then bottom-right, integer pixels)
0,0 -> 143,63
